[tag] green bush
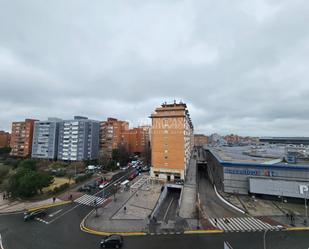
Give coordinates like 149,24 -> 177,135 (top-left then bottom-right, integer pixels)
0,165 -> 10,184
55,171 -> 66,177
18,159 -> 37,171
53,183 -> 70,194
3,158 -> 21,168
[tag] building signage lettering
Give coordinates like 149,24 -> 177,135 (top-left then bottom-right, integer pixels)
224,168 -> 275,177
224,169 -> 258,176
299,185 -> 309,195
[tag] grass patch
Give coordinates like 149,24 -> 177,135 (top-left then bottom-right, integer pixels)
42,177 -> 72,193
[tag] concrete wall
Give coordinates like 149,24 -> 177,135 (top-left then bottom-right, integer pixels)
249,178 -> 309,198
151,185 -> 168,219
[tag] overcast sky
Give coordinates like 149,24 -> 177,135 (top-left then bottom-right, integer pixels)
1,0 -> 309,136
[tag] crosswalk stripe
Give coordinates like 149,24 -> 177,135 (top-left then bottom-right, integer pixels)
226,219 -> 238,231
230,218 -> 243,231
74,194 -> 105,206
255,218 -> 272,229
243,218 -> 259,230
209,217 -> 275,232
249,218 -> 265,230
216,219 -> 226,230
239,218 -> 255,230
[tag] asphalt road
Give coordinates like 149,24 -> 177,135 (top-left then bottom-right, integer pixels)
156,189 -> 180,223
1,208 -> 309,249
198,171 -> 243,218
1,169 -> 309,249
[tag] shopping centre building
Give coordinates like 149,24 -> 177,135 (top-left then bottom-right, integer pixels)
206,146 -> 309,199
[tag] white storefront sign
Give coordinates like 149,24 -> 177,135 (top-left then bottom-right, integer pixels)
299,185 -> 309,195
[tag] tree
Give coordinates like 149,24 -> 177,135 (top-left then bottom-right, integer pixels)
141,141 -> 151,165
0,165 -> 10,185
18,159 -> 37,171
112,149 -> 120,162
98,150 -> 111,169
7,166 -> 54,198
112,145 -> 130,166
36,173 -> 54,194
0,147 -> 11,155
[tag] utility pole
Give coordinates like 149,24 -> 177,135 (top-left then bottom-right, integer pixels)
305,190 -> 308,225
94,199 -> 98,217
113,183 -> 117,201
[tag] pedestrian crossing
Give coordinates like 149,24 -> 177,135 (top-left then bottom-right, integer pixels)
209,217 -> 275,232
35,217 -> 49,225
74,194 -> 105,207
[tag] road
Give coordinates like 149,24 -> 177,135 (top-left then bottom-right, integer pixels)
198,171 -> 243,218
156,189 -> 180,223
1,209 -> 309,249
1,168 -> 309,249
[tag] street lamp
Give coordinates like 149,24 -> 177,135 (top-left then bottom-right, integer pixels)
305,189 -> 308,225
113,183 -> 117,201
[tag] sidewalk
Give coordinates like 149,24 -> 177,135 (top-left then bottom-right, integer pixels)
0,192 -> 64,213
84,176 -> 162,233
179,159 -> 197,219
0,171 -> 122,213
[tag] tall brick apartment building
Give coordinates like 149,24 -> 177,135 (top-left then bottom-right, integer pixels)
123,126 -> 151,154
10,119 -> 37,157
150,102 -> 194,181
99,118 -> 129,156
0,131 -> 11,148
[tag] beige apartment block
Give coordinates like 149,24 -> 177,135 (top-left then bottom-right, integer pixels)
150,102 -> 193,181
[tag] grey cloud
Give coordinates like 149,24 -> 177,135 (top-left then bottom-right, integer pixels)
0,0 -> 309,136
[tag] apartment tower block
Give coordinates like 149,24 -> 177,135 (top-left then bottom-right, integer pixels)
58,116 -> 100,161
31,118 -> 62,159
150,102 -> 193,181
10,119 -> 37,157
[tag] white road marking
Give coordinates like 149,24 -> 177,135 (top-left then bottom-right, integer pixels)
48,209 -> 63,217
49,173 -> 130,224
209,217 -> 275,232
0,233 -> 4,249
35,218 -> 49,225
74,195 -> 105,206
163,198 -> 174,222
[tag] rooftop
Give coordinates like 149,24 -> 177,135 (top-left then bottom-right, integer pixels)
208,145 -> 309,167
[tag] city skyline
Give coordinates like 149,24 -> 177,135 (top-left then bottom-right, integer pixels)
1,1 -> 309,136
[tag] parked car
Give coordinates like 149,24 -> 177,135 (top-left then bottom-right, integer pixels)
141,166 -> 150,172
100,235 -> 123,248
99,181 -> 110,189
128,170 -> 139,181
86,181 -> 98,189
78,185 -> 92,192
24,209 -> 47,221
120,165 -> 129,170
175,179 -> 184,185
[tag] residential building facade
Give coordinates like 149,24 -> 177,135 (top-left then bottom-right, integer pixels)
99,118 -> 129,156
31,118 -> 62,159
122,127 -> 147,154
194,134 -> 208,147
0,131 -> 11,148
58,116 -> 100,161
10,119 -> 37,157
150,102 -> 194,181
